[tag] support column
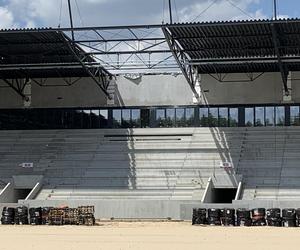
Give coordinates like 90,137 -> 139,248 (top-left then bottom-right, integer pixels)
193,69 -> 201,104
283,71 -> 292,103
23,79 -> 31,108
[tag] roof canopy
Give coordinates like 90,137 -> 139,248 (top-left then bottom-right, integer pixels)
0,29 -> 102,78
165,19 -> 300,74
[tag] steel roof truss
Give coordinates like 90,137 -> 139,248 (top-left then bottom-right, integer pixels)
163,27 -> 198,98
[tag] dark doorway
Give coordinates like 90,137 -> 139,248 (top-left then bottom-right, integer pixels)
14,189 -> 32,202
211,188 -> 237,203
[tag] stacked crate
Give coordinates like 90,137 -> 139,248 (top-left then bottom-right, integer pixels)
64,208 -> 80,225
78,206 -> 95,226
49,208 -> 65,225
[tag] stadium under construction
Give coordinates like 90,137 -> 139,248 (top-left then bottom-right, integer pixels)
2,2 -> 300,220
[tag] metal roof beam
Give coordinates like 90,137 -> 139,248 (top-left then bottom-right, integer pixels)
189,57 -> 300,65
62,36 -> 112,98
86,50 -> 170,55
75,37 -> 165,43
271,23 -> 289,94
162,27 -> 199,98
0,19 -> 299,34
166,19 -> 300,28
0,24 -> 164,34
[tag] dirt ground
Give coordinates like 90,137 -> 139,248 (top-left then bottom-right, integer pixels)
0,221 -> 300,250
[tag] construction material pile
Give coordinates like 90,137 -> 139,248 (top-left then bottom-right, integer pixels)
192,207 -> 300,227
0,206 -> 95,226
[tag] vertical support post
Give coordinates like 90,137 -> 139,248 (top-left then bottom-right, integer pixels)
168,0 -> 173,24
273,0 -> 277,20
67,0 -> 75,41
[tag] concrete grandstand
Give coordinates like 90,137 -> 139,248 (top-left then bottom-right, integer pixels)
1,17 -> 300,220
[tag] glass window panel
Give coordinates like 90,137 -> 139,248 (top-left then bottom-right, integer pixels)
64,110 -> 75,129
208,108 -> 218,127
229,108 -> 238,127
82,110 -> 91,129
122,109 -> 131,128
255,107 -> 265,126
166,109 -> 175,127
290,106 -> 300,126
4,110 -> 16,129
73,110 -> 83,129
112,109 -> 122,128
200,107 -> 209,127
55,109 -> 64,129
36,109 -> 44,128
275,106 -> 285,126
186,108 -> 195,127
91,110 -> 100,129
141,109 -> 150,128
219,107 -> 228,127
131,109 -> 141,128
0,111 -> 5,129
156,109 -> 165,127
27,109 -> 39,129
245,108 -> 254,127
100,110 -> 108,128
45,109 -> 55,129
176,108 -> 185,127
265,107 -> 275,126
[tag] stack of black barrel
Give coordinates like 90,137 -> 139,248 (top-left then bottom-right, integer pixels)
297,209 -> 300,226
192,207 -> 300,227
282,209 -> 296,227
220,209 -> 235,226
266,208 -> 281,227
207,209 -> 221,225
29,207 -> 42,225
236,209 -> 252,226
192,208 -> 207,225
1,207 -> 15,225
251,208 -> 266,226
15,206 -> 28,225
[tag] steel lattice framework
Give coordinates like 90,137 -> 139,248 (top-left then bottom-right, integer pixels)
2,19 -> 300,98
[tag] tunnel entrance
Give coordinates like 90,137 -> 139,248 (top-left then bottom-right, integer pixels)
211,188 -> 237,203
14,189 -> 32,202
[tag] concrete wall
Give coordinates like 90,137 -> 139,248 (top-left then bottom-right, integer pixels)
290,71 -> 300,103
115,72 -> 293,106
19,199 -> 191,220
200,72 -> 284,105
114,74 -> 194,106
0,183 -> 15,203
0,77 -> 108,108
0,71 -> 299,108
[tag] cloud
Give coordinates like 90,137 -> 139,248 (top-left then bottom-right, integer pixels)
178,0 -> 267,23
0,0 -> 269,29
0,6 -> 14,29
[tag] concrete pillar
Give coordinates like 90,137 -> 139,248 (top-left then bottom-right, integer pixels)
193,69 -> 201,104
23,80 -> 31,107
107,77 -> 116,106
283,71 -> 292,103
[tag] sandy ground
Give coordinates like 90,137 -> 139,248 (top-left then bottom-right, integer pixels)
0,221 -> 300,250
